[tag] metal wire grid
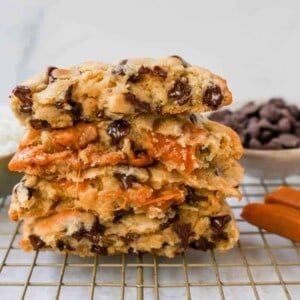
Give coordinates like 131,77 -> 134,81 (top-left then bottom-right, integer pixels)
0,177 -> 300,300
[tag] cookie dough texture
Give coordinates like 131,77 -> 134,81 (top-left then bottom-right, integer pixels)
9,114 -> 243,177
11,56 -> 232,129
9,164 -> 242,222
20,198 -> 239,258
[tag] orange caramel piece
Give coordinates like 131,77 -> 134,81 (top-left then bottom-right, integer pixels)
147,126 -> 207,174
265,186 -> 300,210
50,123 -> 98,150
8,147 -> 83,171
9,120 -> 207,173
241,203 -> 300,242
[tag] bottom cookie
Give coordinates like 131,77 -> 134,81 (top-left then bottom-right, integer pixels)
20,199 -> 239,257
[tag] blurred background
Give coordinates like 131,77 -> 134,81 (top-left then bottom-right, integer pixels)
1,0 -> 300,117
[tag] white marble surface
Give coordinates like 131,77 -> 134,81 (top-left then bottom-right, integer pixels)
1,0 -> 300,112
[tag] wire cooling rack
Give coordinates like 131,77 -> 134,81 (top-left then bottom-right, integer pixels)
0,176 -> 300,300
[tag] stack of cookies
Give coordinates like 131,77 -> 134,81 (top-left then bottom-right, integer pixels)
8,56 -> 243,257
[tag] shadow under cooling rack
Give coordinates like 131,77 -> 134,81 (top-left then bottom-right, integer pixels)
0,176 -> 300,300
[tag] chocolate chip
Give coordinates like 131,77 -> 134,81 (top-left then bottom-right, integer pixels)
112,59 -> 128,76
240,101 -> 261,116
260,130 -> 273,144
72,219 -> 105,243
269,98 -> 286,107
12,85 -> 32,104
277,133 -> 299,148
138,66 -> 151,75
160,213 -> 179,230
212,231 -> 229,241
245,121 -> 260,139
203,85 -> 223,109
278,118 -> 292,133
55,101 -> 66,109
128,66 -> 151,82
210,215 -> 231,233
107,119 -> 131,144
247,116 -> 259,127
72,228 -> 86,241
185,187 -> 208,205
168,80 -> 192,105
257,118 -> 276,130
209,99 -> 300,150
96,110 -> 105,119
263,138 -> 283,150
122,232 -> 140,244
86,219 -> 105,243
91,245 -> 108,255
69,101 -> 82,122
85,232 -> 101,244
30,119 -> 51,129
29,234 -> 45,250
64,85 -> 73,102
287,104 -> 300,119
232,113 -> 247,125
47,66 -> 58,84
127,74 -> 139,83
173,223 -> 192,249
295,122 -> 300,137
189,237 -> 215,251
153,66 -> 168,79
56,86 -> 81,121
13,85 -> 33,113
95,109 -> 111,120
170,55 -> 190,68
20,103 -> 32,114
119,59 -> 128,65
113,208 -> 133,223
281,108 -> 296,121
124,92 -> 151,113
189,114 -> 197,124
114,173 -> 137,189
56,240 -> 74,251
259,105 -> 281,123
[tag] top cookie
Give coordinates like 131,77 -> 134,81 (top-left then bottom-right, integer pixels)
10,56 -> 232,128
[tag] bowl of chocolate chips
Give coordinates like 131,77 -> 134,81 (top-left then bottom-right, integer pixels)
209,98 -> 300,179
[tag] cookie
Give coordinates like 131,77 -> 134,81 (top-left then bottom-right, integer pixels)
9,114 -> 243,177
9,162 -> 242,222
11,56 -> 232,129
20,199 -> 239,257
9,56 -> 243,258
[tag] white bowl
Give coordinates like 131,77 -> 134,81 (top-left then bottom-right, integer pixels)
240,148 -> 300,179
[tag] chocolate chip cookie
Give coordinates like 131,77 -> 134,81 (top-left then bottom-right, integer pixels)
9,164 -> 242,223
20,198 -> 238,258
9,114 -> 242,177
11,56 -> 232,129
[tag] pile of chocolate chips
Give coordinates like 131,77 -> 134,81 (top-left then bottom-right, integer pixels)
209,98 -> 300,149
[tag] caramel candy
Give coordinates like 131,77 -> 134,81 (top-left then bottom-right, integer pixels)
265,186 -> 300,210
241,203 -> 300,242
